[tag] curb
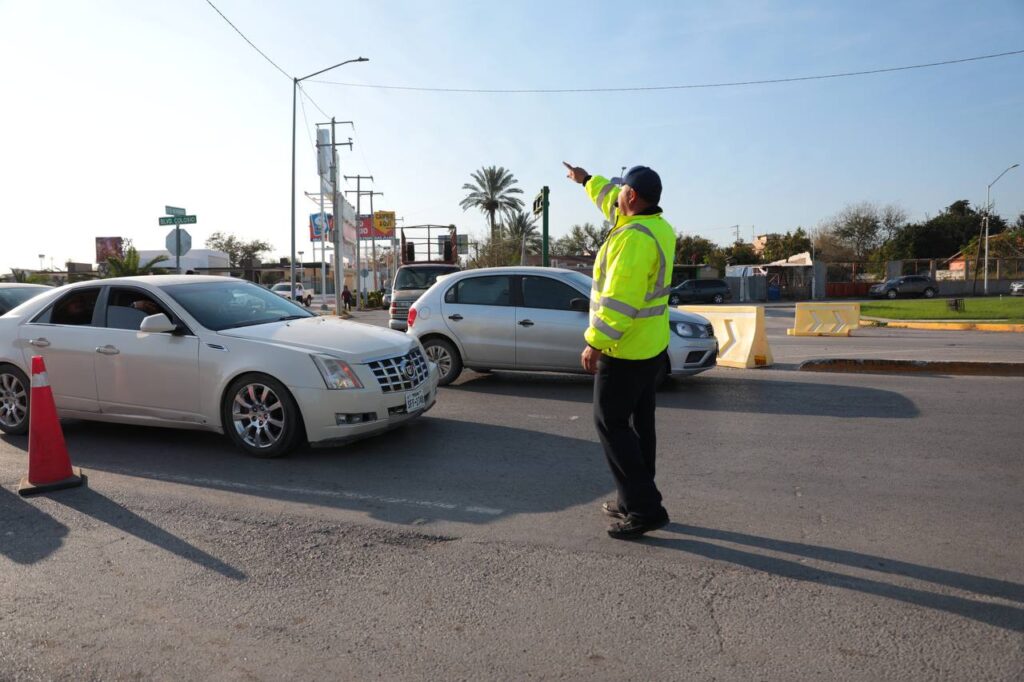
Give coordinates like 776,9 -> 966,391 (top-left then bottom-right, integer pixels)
798,359 -> 1024,377
859,319 -> 1024,333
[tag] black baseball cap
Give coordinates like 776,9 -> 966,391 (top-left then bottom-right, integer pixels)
622,166 -> 662,204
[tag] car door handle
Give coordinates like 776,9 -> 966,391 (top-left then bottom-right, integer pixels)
96,345 -> 120,355
448,314 -> 463,321
29,338 -> 50,348
518,319 -> 534,327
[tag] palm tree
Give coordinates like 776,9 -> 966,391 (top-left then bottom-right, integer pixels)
104,247 -> 170,277
504,211 -> 542,264
459,166 -> 524,239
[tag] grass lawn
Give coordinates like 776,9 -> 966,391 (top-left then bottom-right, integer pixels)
860,297 -> 1024,322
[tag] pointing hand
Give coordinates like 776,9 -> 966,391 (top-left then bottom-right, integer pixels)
563,161 -> 588,184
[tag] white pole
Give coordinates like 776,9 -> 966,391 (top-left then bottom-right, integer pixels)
984,183 -> 990,296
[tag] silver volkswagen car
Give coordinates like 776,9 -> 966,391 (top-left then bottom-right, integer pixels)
406,267 -> 717,386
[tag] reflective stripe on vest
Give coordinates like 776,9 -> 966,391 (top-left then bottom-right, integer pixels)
592,222 -> 672,321
589,314 -> 624,340
590,297 -> 667,319
596,179 -> 621,205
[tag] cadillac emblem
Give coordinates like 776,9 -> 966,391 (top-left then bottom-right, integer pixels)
401,360 -> 416,380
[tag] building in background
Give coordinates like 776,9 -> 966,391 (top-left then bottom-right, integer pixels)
136,249 -> 230,274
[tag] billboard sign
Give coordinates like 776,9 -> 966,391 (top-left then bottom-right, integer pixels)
95,237 -> 123,264
309,213 -> 335,241
373,211 -> 396,237
358,214 -> 394,239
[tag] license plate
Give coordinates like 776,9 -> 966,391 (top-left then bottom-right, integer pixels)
405,389 -> 425,412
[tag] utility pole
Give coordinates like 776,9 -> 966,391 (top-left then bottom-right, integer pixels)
317,119 -> 353,312
345,188 -> 382,297
343,175 -> 373,309
733,225 -> 741,244
368,191 -> 384,290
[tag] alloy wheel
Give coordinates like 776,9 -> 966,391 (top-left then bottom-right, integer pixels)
424,344 -> 452,377
231,382 -> 286,450
0,371 -> 28,430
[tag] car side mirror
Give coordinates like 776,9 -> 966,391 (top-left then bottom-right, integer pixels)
140,313 -> 177,333
569,298 -> 589,312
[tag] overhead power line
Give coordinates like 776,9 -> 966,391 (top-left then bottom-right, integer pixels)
204,0 -> 292,80
310,48 -> 1024,93
298,84 -> 330,120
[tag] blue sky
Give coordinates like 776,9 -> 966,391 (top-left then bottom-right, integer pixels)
1,0 -> 1022,271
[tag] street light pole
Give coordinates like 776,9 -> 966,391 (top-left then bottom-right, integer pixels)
290,57 -> 368,299
984,163 -> 1019,295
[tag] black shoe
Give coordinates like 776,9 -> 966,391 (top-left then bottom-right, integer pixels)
607,513 -> 669,540
602,501 -> 626,519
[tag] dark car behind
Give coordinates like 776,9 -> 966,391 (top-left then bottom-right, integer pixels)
869,275 -> 937,299
668,279 -> 732,305
388,264 -> 461,331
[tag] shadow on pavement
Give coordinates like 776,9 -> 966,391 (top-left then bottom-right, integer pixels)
0,486 -> 70,565
658,375 -> 918,418
47,417 -> 612,527
645,523 -> 1023,632
450,371 -> 593,403
51,487 -> 246,581
452,373 -> 919,419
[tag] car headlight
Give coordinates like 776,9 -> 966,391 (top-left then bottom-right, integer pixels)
312,355 -> 363,390
671,321 -> 709,338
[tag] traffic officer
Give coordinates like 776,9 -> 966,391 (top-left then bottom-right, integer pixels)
563,162 -> 676,539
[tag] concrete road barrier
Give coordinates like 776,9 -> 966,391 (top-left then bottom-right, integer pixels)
788,302 -> 860,336
679,305 -> 773,368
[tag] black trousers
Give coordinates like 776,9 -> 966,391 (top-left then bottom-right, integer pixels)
593,350 -> 667,520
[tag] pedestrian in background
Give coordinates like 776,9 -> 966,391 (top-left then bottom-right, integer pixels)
564,161 -> 676,539
341,285 -> 353,312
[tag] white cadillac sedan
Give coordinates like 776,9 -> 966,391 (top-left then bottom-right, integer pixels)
0,276 -> 438,457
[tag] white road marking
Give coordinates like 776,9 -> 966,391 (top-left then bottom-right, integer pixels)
99,467 -> 504,517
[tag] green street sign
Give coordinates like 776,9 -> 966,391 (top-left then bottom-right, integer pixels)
158,215 -> 197,226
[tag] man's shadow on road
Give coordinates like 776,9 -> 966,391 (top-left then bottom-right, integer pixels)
646,523 -> 1024,632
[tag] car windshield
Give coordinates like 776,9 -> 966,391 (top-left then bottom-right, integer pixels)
395,266 -> 459,290
271,283 -> 290,291
163,280 -> 315,330
0,285 -> 51,312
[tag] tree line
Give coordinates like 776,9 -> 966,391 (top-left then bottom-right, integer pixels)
458,165 -> 1024,273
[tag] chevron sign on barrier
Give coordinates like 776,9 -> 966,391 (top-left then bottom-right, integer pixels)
789,303 -> 859,336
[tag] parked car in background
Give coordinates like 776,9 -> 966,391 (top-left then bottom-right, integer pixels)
1010,281 -> 1024,296
0,284 -> 52,315
869,275 -> 937,299
668,279 -> 732,305
407,267 -> 717,386
389,263 -> 461,331
0,276 -> 437,457
270,281 -> 313,307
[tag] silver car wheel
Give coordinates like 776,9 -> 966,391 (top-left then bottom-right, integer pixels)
424,344 -> 452,377
0,370 -> 28,430
231,382 -> 286,450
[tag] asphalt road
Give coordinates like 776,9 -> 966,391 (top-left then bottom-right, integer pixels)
1,311 -> 1022,680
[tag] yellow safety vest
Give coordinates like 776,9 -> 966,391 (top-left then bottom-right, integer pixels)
584,175 -> 676,360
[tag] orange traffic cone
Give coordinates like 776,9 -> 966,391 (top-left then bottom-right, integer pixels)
17,356 -> 85,496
